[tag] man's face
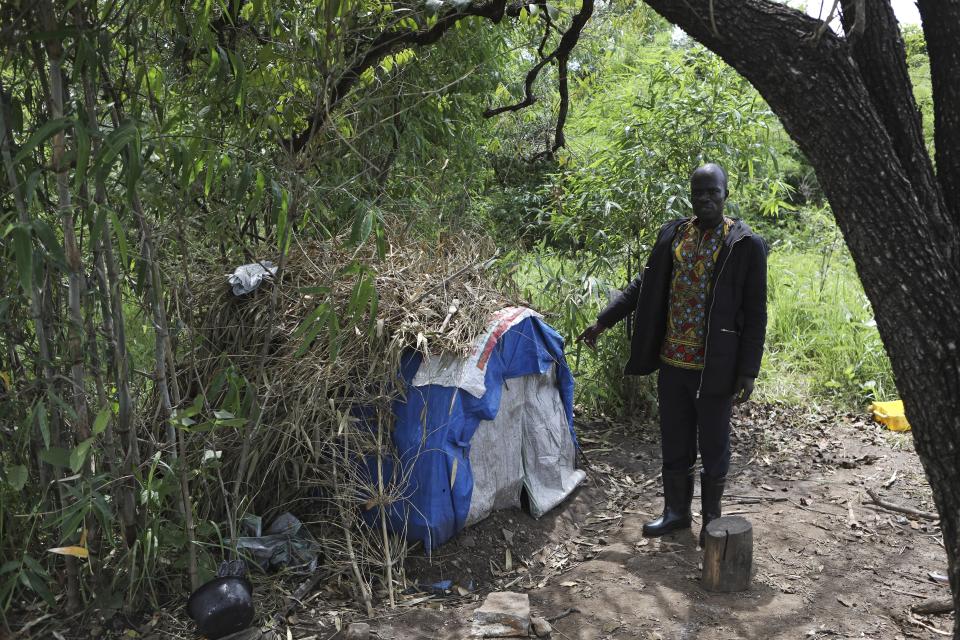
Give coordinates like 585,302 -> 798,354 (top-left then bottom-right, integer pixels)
690,168 -> 727,227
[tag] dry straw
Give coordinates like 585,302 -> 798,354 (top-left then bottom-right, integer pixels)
178,228 -> 522,610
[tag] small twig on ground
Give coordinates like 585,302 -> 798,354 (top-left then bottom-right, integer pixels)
788,499 -> 844,517
865,489 -> 939,521
726,494 -> 789,503
907,613 -> 951,636
883,584 -> 929,599
546,607 -> 580,623
882,470 -> 898,489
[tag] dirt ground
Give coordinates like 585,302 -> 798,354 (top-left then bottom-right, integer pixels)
31,402 -> 953,640
334,402 -> 955,640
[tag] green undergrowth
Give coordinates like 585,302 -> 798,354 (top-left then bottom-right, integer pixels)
758,242 -> 895,409
512,214 -> 896,417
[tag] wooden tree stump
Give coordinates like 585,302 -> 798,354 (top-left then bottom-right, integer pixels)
702,516 -> 753,592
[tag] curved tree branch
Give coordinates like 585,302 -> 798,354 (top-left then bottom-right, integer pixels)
288,0 -> 512,154
482,50 -> 558,118
484,0 -> 595,154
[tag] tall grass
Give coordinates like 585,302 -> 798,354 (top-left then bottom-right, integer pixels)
752,208 -> 895,409
759,243 -> 895,408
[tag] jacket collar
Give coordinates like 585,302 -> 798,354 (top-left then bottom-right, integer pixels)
669,216 -> 754,246
723,218 -> 754,246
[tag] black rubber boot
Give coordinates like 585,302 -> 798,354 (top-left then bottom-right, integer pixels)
642,467 -> 694,537
699,472 -> 727,546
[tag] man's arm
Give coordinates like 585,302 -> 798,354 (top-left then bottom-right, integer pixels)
576,271 -> 643,348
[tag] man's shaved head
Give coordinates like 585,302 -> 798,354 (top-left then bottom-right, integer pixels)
691,163 -> 728,195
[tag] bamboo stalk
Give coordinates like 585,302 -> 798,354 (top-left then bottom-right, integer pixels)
95,61 -> 199,588
376,407 -> 395,608
337,420 -> 374,617
34,3 -> 88,609
78,50 -> 140,549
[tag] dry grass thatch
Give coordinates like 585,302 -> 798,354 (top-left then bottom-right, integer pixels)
176,228 -> 524,610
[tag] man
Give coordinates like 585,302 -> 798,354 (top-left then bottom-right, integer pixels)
577,163 -> 767,545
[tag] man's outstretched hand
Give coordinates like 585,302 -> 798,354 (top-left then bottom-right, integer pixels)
733,375 -> 755,404
576,323 -> 607,350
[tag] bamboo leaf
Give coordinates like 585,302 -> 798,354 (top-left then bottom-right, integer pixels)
94,120 -> 140,182
292,302 -> 330,339
294,317 -> 325,357
23,169 -> 40,208
38,447 -> 71,469
5,465 -> 28,491
350,207 -> 373,245
73,120 -> 91,190
31,219 -> 66,268
12,117 -> 72,165
92,407 -> 111,435
109,208 -> 130,269
35,402 -> 50,449
69,437 -> 94,473
47,546 -> 89,559
11,224 -> 32,292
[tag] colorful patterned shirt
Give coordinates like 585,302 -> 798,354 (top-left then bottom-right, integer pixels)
660,217 -> 733,370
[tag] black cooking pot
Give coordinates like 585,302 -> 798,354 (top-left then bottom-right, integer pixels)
186,575 -> 254,639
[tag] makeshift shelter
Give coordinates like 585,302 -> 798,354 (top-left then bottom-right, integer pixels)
385,307 -> 585,551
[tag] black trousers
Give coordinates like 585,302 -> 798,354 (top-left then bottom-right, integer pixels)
657,363 -> 733,479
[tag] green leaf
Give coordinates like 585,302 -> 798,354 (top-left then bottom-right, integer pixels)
292,302 -> 330,339
294,317 -> 325,357
348,271 -> 373,319
69,438 -> 94,473
109,208 -> 130,269
31,219 -> 66,268
204,148 -> 217,196
350,207 -> 373,245
73,121 -> 91,190
13,117 -> 72,165
6,465 -> 28,491
35,402 -> 50,449
94,120 -> 140,182
92,406 -> 111,435
39,447 -> 71,469
12,224 -> 32,292
23,169 -> 41,208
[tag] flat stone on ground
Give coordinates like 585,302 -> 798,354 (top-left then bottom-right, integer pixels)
345,622 -> 370,640
473,591 -> 530,637
531,616 -> 552,637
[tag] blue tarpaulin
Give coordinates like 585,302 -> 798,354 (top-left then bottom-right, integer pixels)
380,315 -> 577,551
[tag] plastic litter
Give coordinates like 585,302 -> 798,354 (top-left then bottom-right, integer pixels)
231,513 -> 320,572
869,400 -> 910,431
187,561 -> 254,639
228,261 -> 278,296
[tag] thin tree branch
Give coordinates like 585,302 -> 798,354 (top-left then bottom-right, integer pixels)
483,51 -> 558,117
288,1 -> 511,153
484,0 -> 595,154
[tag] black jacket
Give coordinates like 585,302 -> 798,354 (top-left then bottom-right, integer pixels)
597,218 -> 768,396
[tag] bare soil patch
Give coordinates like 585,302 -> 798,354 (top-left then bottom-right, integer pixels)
56,403 -> 952,640
349,402 -> 954,639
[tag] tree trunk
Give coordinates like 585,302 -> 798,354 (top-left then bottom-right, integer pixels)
641,0 -> 960,634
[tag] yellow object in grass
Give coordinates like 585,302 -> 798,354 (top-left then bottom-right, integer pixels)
870,400 -> 910,432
